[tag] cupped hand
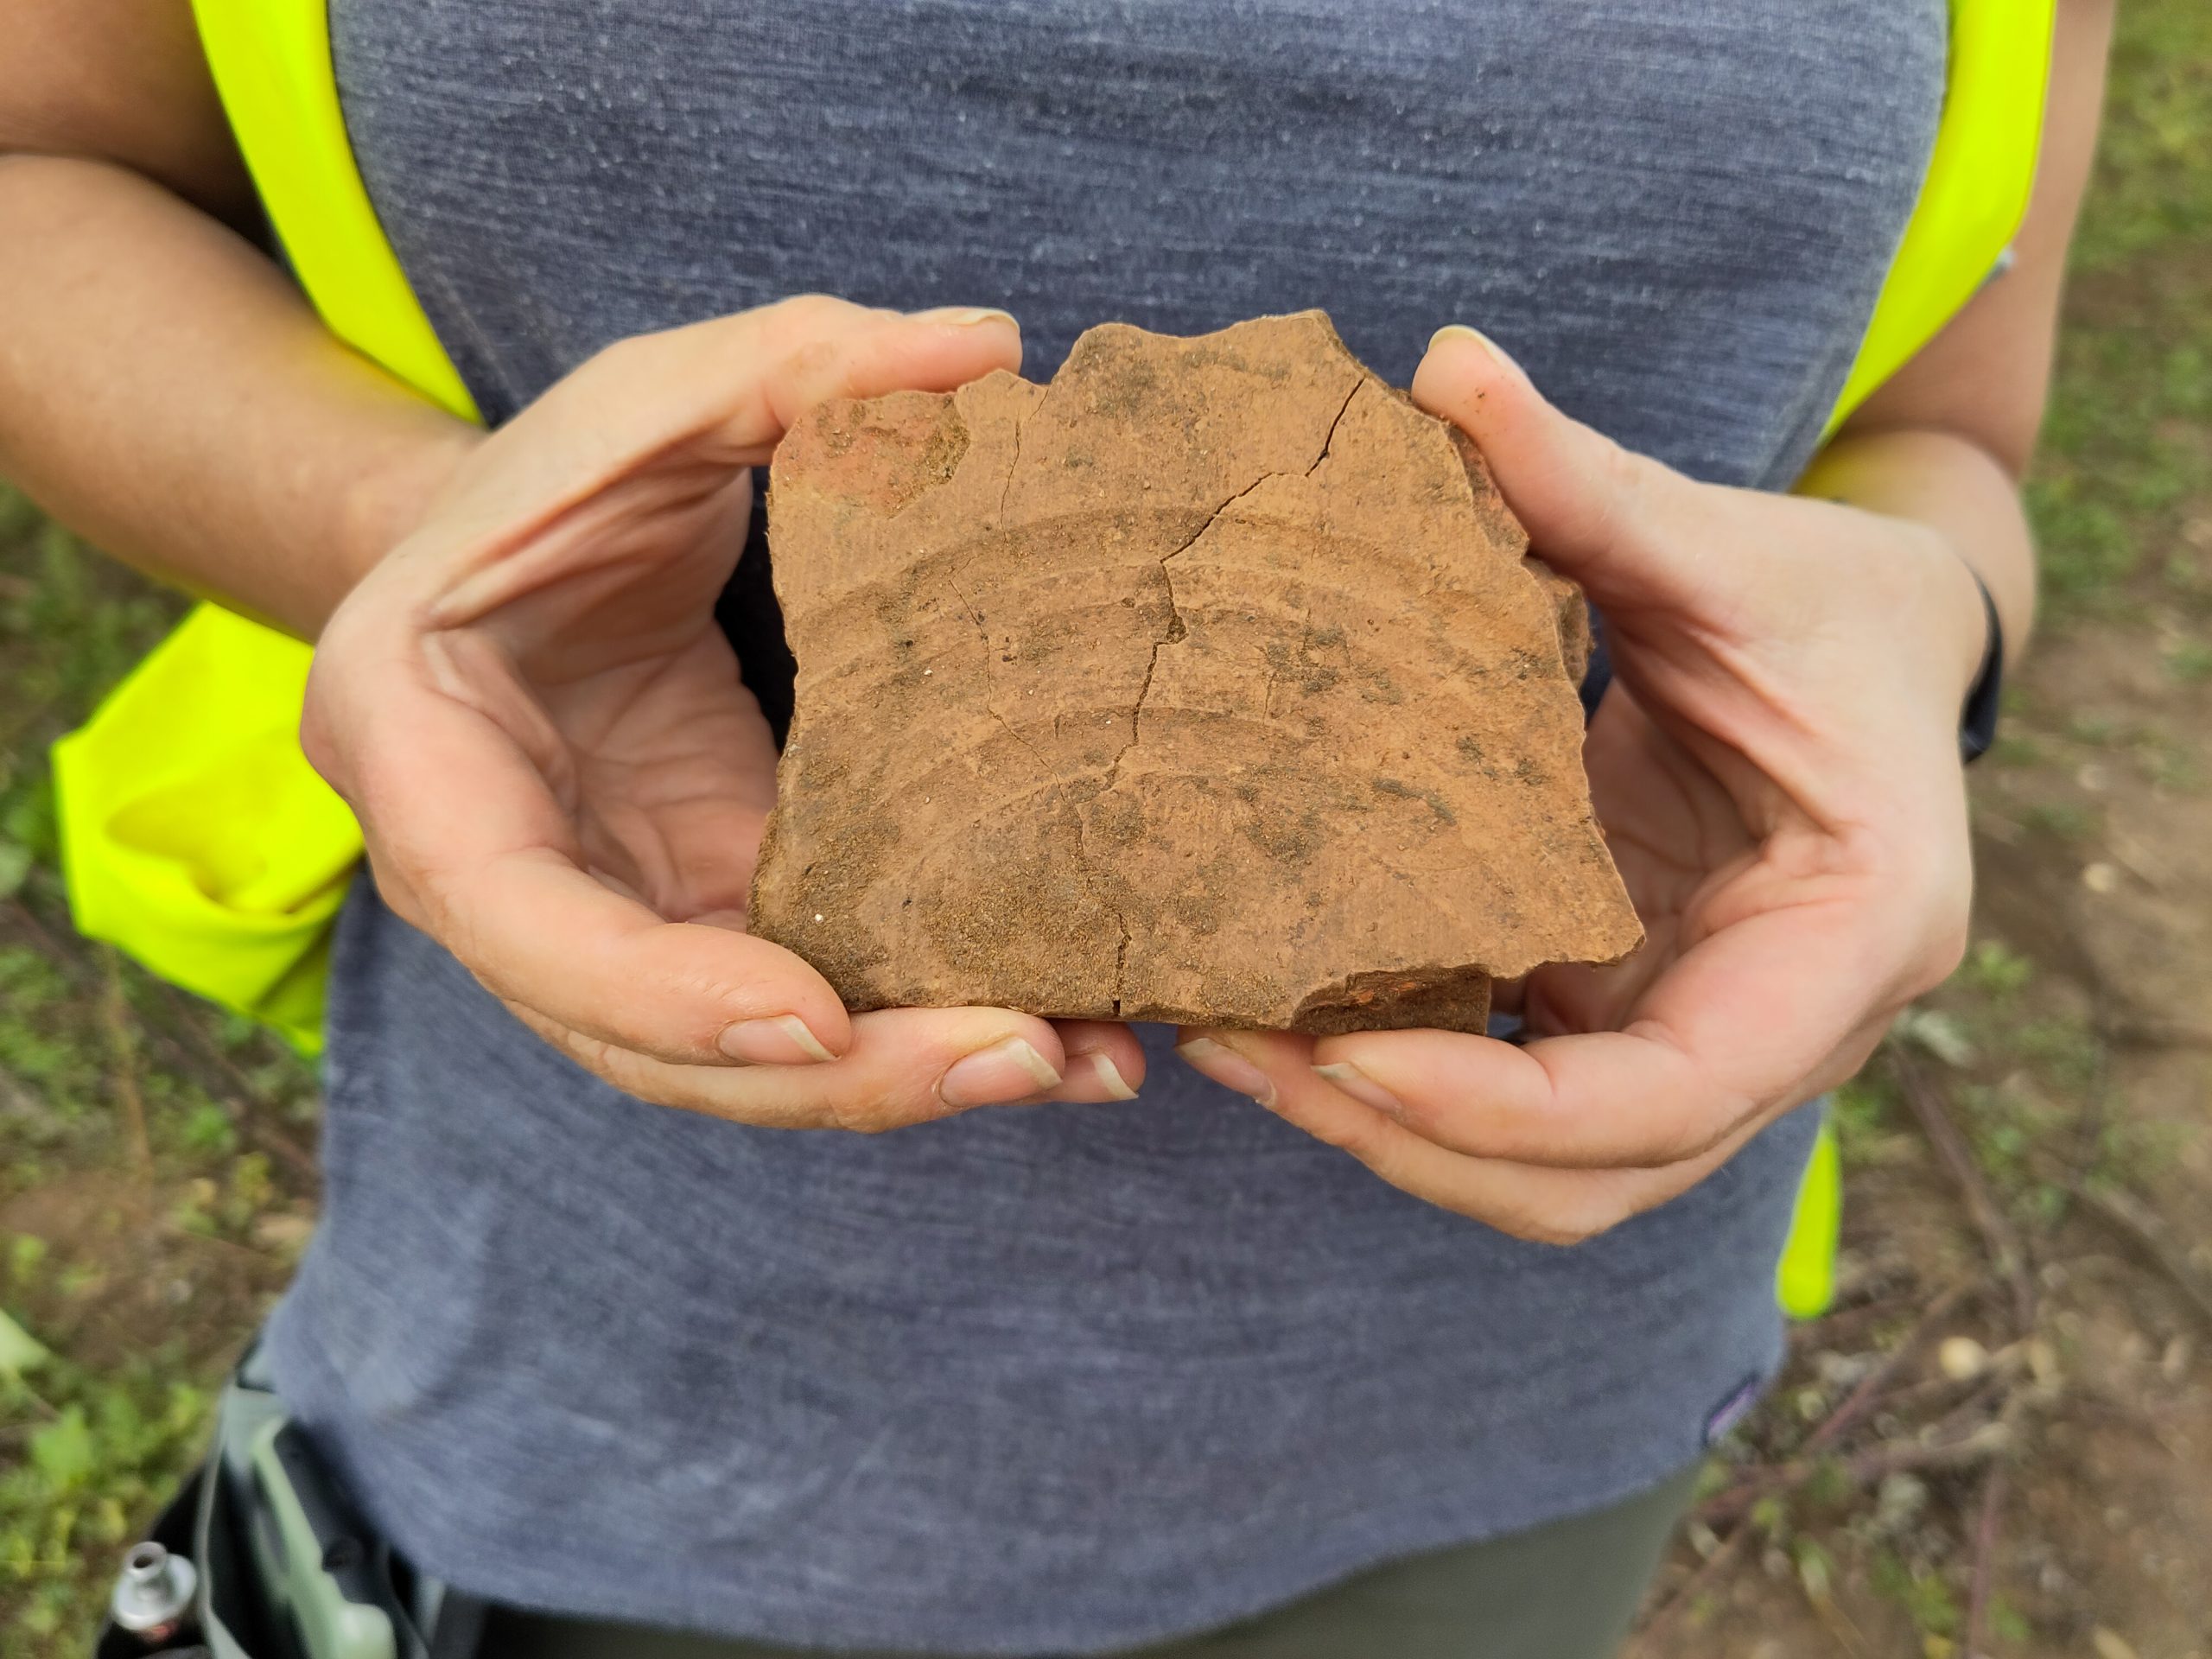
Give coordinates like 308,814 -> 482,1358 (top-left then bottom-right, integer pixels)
1178,325 -> 1988,1241
304,296 -> 1144,1127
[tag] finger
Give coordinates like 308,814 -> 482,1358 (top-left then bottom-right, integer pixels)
321,633 -> 854,1070
1301,892 -> 1891,1170
1411,326 -> 1717,617
1182,1031 -> 1758,1244
518,1004 -> 1077,1130
1050,1020 -> 1147,1101
423,298 -> 1023,626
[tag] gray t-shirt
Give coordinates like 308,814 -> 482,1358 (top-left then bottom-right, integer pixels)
266,3 -> 1945,1650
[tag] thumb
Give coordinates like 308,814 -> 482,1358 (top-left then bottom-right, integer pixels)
1411,326 -> 1702,614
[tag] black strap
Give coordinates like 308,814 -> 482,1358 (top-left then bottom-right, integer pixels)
1959,569 -> 2005,764
1580,575 -> 2005,766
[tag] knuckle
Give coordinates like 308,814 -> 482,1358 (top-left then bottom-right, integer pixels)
1644,1101 -> 1740,1169
541,1022 -> 644,1092
1917,912 -> 1974,993
361,851 -> 433,936
581,328 -> 659,385
1495,1211 -> 1595,1248
296,717 -> 343,795
1535,1206 -> 1620,1249
408,861 -> 474,954
1596,431 -> 1645,508
817,1085 -> 909,1135
1588,432 -> 1658,538
1306,1104 -> 1389,1160
768,296 -> 865,365
774,291 -> 852,330
780,334 -> 847,386
1863,844 -> 1972,1000
1503,1187 -> 1635,1249
1529,1221 -> 1599,1248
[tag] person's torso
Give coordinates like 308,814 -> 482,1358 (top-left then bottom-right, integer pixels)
268,4 -> 1946,1650
332,0 -> 1943,486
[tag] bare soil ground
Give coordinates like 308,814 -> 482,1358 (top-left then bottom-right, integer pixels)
1633,610 -> 2212,1659
3,6 -> 2208,1655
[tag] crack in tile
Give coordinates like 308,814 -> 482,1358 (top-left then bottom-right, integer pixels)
995,395 -> 1033,528
1088,369 -> 1367,1014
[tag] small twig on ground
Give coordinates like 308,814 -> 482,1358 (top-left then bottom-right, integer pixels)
163,1222 -> 276,1268
1827,1252 -> 1923,1305
2060,975 -> 2121,1214
2102,1015 -> 2212,1052
2068,1386 -> 2186,1460
1808,1281 -> 1979,1456
1892,1048 -> 2038,1335
144,982 -> 320,1181
5,896 -> 320,1180
99,944 -> 154,1179
1802,1577 -> 1866,1658
1696,1421 -> 2014,1529
1643,1281 -> 2008,1647
1791,1287 -> 1923,1356
4,894 -> 73,960
1965,1461 -> 2008,1659
2065,1179 -> 2212,1335
149,981 -> 277,1102
1872,1347 -> 2024,1425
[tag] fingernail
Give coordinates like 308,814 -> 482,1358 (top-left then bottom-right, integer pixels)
718,1014 -> 837,1065
1428,323 -> 1522,378
938,307 -> 1019,329
1086,1051 -> 1140,1101
1313,1061 -> 1407,1122
1175,1037 -> 1275,1107
939,1036 -> 1061,1107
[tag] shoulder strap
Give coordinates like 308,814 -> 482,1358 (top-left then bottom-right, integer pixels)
1826,0 -> 2057,437
190,0 -> 481,422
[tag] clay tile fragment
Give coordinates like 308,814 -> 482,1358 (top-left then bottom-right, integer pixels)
750,312 -> 1641,1034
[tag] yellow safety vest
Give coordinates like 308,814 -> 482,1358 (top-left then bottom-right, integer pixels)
52,0 -> 2054,1319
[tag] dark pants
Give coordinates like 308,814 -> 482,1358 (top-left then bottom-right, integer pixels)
480,1465 -> 1695,1659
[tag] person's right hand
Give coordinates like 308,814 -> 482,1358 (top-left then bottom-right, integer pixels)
303,296 -> 1147,1128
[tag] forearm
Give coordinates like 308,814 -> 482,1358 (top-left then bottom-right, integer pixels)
0,153 -> 477,638
1796,0 -> 2115,683
1798,425 -> 2037,671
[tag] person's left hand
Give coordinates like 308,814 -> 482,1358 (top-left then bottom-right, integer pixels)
1176,325 -> 1990,1243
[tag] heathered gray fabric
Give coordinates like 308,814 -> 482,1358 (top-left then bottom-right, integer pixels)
264,3 -> 1945,1652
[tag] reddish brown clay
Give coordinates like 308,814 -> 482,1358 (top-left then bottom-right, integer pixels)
750,312 -> 1640,1033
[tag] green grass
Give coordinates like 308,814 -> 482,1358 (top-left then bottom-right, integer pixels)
1,493 -> 316,1653
2,1335 -> 213,1649
2029,1 -> 2212,612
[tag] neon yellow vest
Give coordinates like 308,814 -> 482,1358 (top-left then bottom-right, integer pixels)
52,0 -> 2054,1317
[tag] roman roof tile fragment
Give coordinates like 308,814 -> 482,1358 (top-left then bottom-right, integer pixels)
750,312 -> 1640,1034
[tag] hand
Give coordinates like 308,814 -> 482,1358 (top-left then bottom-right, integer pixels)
1177,325 -> 1988,1242
304,296 -> 1146,1128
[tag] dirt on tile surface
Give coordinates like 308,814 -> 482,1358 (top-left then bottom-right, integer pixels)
753,311 -> 1639,1033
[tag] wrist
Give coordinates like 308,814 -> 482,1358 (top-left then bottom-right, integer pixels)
1896,518 -> 1996,708
1897,517 -> 2005,760
334,418 -> 482,600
